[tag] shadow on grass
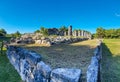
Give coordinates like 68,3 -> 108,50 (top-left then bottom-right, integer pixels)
24,43 -> 95,82
0,50 -> 22,82
101,43 -> 120,82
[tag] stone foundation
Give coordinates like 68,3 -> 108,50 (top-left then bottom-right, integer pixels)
6,40 -> 102,82
6,46 -> 82,82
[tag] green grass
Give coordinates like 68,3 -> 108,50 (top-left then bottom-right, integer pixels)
101,39 -> 120,82
0,37 -> 22,82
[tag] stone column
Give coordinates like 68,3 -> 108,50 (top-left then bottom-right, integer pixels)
84,31 -> 87,38
72,31 -> 75,36
64,31 -> 67,36
88,33 -> 92,39
81,30 -> 84,37
68,25 -> 72,36
83,31 -> 86,38
78,30 -> 81,37
74,30 -> 78,37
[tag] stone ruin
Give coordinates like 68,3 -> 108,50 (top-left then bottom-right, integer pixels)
6,40 -> 102,82
10,25 -> 92,46
7,46 -> 81,82
68,25 -> 72,36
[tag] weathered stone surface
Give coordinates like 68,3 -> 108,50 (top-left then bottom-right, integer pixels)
32,61 -> 52,82
19,59 -> 27,81
78,30 -> 81,37
26,51 -> 42,66
7,46 -> 53,82
37,61 -> 51,78
68,25 -> 72,36
51,68 -> 81,82
64,31 -> 67,36
87,56 -> 99,82
35,40 -> 42,44
81,30 -> 84,37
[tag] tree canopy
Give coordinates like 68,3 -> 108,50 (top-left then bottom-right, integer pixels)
96,27 -> 105,38
40,27 -> 48,36
59,26 -> 68,32
95,27 -> 120,38
0,28 -> 7,36
34,30 -> 40,33
11,31 -> 21,37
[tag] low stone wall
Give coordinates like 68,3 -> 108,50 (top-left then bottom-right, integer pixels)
6,46 -> 82,82
87,41 -> 102,82
10,36 -> 89,46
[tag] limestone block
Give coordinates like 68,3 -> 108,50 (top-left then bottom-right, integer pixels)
87,57 -> 99,82
51,68 -> 81,82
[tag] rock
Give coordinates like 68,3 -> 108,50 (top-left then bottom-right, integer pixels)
41,40 -> 47,44
87,56 -> 99,82
20,59 -> 35,82
10,37 -> 16,43
46,41 -> 51,46
35,40 -> 42,44
41,37 -> 46,40
16,40 -> 22,44
26,51 -> 42,66
37,61 -> 51,79
33,61 -> 51,82
51,68 -> 81,82
19,59 -> 27,81
32,34 -> 42,40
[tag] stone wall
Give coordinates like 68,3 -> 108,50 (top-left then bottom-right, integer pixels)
6,46 -> 82,82
10,35 -> 89,46
87,40 -> 102,82
6,40 -> 102,82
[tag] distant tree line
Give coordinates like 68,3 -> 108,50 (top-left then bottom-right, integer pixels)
94,27 -> 120,39
11,31 -> 21,37
0,28 -> 22,38
2,26 -> 120,39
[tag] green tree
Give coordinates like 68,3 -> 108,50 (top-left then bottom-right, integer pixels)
59,26 -> 68,32
11,31 -> 21,37
105,30 -> 111,38
40,27 -> 48,36
96,27 -> 105,38
116,28 -> 120,38
105,29 -> 117,38
0,28 -> 7,36
34,30 -> 40,33
95,27 -> 120,39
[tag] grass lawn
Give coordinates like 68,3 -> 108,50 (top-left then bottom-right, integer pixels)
0,37 -> 22,82
101,39 -> 120,82
25,39 -> 97,82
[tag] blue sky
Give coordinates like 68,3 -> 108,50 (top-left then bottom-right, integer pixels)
0,0 -> 120,34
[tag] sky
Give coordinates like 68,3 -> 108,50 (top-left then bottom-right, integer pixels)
0,0 -> 120,34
